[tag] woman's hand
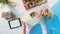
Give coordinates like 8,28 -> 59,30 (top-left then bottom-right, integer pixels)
35,12 -> 47,34
21,21 -> 26,34
35,12 -> 42,22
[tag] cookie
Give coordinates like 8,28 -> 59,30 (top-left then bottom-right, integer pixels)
48,12 -> 52,19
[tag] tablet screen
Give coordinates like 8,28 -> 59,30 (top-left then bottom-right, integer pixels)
8,18 -> 21,29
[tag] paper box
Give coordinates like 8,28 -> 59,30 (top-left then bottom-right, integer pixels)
2,12 -> 12,19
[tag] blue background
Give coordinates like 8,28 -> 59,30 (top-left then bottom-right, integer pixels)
29,0 -> 60,34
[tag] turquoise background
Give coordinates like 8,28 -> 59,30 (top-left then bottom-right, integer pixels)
29,0 -> 60,34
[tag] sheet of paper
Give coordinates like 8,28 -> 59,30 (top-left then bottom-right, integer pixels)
22,14 -> 32,22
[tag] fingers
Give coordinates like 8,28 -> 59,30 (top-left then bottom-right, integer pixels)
34,12 -> 42,21
22,21 -> 25,26
35,12 -> 42,18
21,21 -> 26,29
21,21 -> 25,25
22,21 -> 26,34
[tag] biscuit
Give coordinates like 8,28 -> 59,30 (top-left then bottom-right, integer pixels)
30,12 -> 37,18
48,12 -> 52,19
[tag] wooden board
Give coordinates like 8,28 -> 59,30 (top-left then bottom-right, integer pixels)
22,0 -> 46,10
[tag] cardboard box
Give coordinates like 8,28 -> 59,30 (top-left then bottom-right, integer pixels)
2,12 -> 12,19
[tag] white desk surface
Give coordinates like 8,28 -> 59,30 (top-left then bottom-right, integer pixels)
0,0 -> 57,34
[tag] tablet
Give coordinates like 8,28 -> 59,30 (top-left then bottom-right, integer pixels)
8,18 -> 22,29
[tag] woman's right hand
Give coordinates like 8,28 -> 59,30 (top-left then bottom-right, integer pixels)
35,12 -> 47,34
35,12 -> 43,22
